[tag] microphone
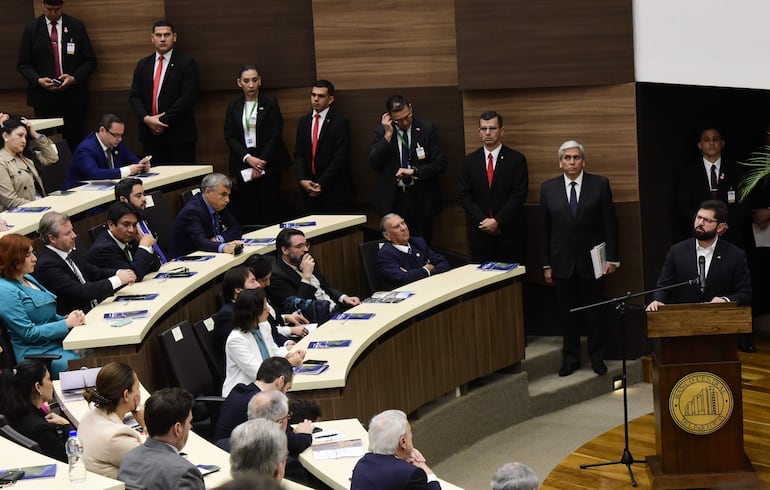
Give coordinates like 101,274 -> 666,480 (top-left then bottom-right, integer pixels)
698,255 -> 706,293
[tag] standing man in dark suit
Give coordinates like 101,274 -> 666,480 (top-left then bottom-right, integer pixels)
224,65 -> 292,226
369,95 -> 447,244
459,111 -> 528,264
540,140 -> 619,377
87,202 -> 160,281
33,211 -> 136,315
294,79 -> 352,214
676,127 -> 743,244
17,0 -> 97,152
168,173 -> 242,258
129,19 -> 199,164
62,113 -> 150,189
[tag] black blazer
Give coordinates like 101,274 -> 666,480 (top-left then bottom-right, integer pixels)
224,94 -> 291,180
267,255 -> 344,315
294,109 -> 352,202
168,193 -> 242,258
368,118 -> 447,217
128,50 -> 199,144
32,246 -> 116,315
652,237 -> 752,305
17,14 -> 97,108
87,230 -> 161,281
540,172 -> 619,280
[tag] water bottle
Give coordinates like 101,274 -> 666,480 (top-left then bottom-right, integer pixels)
65,430 -> 87,483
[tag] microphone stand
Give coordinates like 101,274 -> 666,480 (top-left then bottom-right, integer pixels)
573,277 -> 698,487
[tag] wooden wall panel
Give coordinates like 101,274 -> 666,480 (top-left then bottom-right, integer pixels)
0,3 -> 34,90
166,0 -> 316,90
0,91 -> 34,117
463,83 -> 638,203
312,0 -> 458,89
455,0 -> 634,90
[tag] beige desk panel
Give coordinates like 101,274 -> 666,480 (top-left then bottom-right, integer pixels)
28,117 -> 64,131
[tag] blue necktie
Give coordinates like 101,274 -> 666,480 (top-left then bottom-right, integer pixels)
252,330 -> 270,361
139,220 -> 167,264
569,181 -> 577,217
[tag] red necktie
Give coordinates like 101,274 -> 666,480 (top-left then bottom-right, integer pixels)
151,55 -> 164,116
487,153 -> 494,188
50,22 -> 61,78
311,113 -> 320,175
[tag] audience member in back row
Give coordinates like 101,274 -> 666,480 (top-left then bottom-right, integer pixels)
169,173 -> 243,258
0,117 -> 59,211
491,462 -> 539,490
222,288 -> 305,397
33,211 -> 136,315
87,202 -> 161,281
0,360 -> 74,461
62,113 -> 150,190
78,362 -> 145,479
0,233 -> 84,377
351,409 -> 441,490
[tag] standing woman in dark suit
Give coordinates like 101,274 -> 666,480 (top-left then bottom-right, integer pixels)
224,65 -> 292,227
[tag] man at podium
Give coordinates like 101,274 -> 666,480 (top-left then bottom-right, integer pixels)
646,200 -> 751,323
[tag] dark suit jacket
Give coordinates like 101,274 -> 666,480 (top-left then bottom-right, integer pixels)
62,132 -> 140,189
224,94 -> 291,179
118,437 -> 204,490
12,408 -> 72,463
376,238 -> 450,290
168,193 -> 242,258
459,145 -> 529,260
128,50 -> 199,144
87,230 -> 160,281
294,109 -> 352,209
368,118 -> 447,217
33,246 -> 117,315
351,453 -> 441,490
540,172 -> 619,280
267,255 -> 344,315
652,237 -> 752,305
17,14 -> 96,109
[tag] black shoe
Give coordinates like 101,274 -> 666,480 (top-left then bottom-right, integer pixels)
592,361 -> 608,375
558,362 -> 580,377
738,334 -> 756,353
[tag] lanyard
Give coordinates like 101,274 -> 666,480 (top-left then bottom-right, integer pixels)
244,100 -> 258,131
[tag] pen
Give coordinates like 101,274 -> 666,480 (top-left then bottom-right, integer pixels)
314,433 -> 339,439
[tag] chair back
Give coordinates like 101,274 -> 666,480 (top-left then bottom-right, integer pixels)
0,423 -> 42,453
88,223 -> 107,242
141,190 -> 174,255
38,139 -> 72,193
159,321 -> 217,397
179,187 -> 201,207
359,240 -> 386,295
192,317 -> 224,386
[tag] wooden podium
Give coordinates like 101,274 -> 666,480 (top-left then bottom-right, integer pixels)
646,303 -> 759,489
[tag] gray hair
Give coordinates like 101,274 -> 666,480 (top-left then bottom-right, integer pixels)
247,390 -> 288,423
230,419 -> 288,478
200,172 -> 232,192
367,409 -> 408,455
379,213 -> 401,233
491,462 -> 539,490
557,140 -> 585,160
38,211 -> 71,246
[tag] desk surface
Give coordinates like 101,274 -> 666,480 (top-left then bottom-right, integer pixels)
53,381 -> 232,489
289,264 -> 526,391
63,214 -> 366,350
299,418 -> 463,490
28,117 -> 64,130
0,437 -> 124,490
0,165 -> 212,238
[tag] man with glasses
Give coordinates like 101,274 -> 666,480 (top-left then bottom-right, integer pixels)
62,113 -> 150,189
268,228 -> 360,324
369,95 -> 447,244
459,111 -> 529,264
646,199 -> 751,313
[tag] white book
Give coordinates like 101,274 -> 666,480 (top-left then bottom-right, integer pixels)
590,242 -> 607,279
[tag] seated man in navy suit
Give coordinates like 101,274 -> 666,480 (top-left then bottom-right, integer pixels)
351,409 -> 441,490
169,173 -> 243,258
62,113 -> 150,189
376,213 -> 449,290
87,202 -> 161,281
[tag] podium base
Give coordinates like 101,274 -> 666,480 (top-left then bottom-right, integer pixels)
646,455 -> 760,489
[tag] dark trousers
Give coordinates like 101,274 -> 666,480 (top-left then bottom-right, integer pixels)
232,172 -> 283,227
555,273 -> 604,364
142,134 -> 196,165
34,102 -> 86,155
393,188 -> 434,244
467,226 -> 525,265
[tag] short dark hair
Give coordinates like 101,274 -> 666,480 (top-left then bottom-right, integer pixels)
245,255 -> 272,279
256,357 -> 293,384
313,80 -> 335,96
222,266 -> 253,303
114,177 -> 143,202
43,0 -> 64,5
144,387 -> 193,438
152,19 -> 175,32
699,127 -> 723,140
98,113 -> 123,131
232,288 -> 267,333
386,95 -> 409,113
106,201 -> 139,226
699,199 -> 729,223
480,111 -> 503,127
275,228 -> 304,254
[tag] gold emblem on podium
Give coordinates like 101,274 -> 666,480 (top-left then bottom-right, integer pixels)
669,371 -> 733,435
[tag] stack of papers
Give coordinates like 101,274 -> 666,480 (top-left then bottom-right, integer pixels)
312,438 -> 365,460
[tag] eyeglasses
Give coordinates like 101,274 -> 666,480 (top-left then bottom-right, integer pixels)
479,126 -> 500,132
107,130 -> 124,140
292,241 -> 310,250
695,215 -> 719,225
276,411 -> 292,423
391,112 -> 413,124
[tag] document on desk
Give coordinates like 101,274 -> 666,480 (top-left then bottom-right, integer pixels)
59,367 -> 101,401
364,291 -> 414,303
6,206 -> 51,213
308,339 -> 351,349
280,221 -> 317,228
115,293 -> 159,302
477,261 -> 518,271
243,237 -> 276,246
312,438 -> 364,460
77,180 -> 116,190
1,464 -> 57,479
104,310 -> 149,320
332,312 -> 375,321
